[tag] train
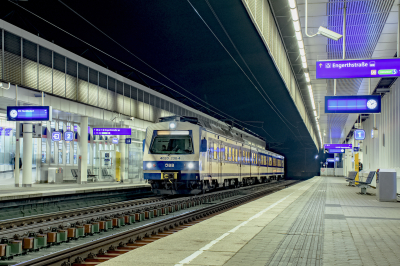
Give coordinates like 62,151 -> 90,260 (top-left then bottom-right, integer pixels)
143,116 -> 285,195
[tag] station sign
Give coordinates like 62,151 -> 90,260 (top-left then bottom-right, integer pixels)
325,95 -> 381,114
93,128 -> 132,136
324,144 -> 352,149
112,137 -> 119,144
354,147 -> 360,152
326,158 -> 335,162
52,131 -> 62,141
316,58 -> 400,79
64,131 -> 74,141
7,106 -> 52,121
125,138 -> 132,144
354,129 -> 366,140
328,148 -> 345,153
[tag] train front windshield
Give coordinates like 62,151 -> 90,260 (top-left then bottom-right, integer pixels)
150,131 -> 193,154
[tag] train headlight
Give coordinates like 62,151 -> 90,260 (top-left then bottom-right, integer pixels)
188,163 -> 194,169
169,122 -> 176,129
146,162 -> 152,169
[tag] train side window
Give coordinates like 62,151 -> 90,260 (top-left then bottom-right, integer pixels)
228,147 -> 231,161
236,149 -> 238,162
209,141 -> 213,160
213,143 -> 217,160
225,146 -> 228,161
239,150 -> 242,163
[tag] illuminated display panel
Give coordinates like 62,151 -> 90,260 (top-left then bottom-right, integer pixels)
324,144 -> 352,149
325,95 -> 381,114
93,128 -> 132,135
316,58 -> 400,79
7,106 -> 52,121
328,148 -> 345,153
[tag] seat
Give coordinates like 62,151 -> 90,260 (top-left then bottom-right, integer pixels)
345,171 -> 358,186
102,169 -> 112,179
87,169 -> 97,182
356,171 -> 376,194
71,169 -> 78,179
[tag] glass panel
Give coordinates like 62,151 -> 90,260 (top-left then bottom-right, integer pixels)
42,124 -> 47,163
50,121 -> 55,163
58,121 -> 63,164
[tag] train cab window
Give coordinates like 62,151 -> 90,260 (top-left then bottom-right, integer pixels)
150,132 -> 193,154
213,143 -> 217,160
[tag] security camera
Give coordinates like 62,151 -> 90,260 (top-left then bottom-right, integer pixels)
317,26 -> 342,41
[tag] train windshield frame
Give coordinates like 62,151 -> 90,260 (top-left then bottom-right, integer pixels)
150,130 -> 194,154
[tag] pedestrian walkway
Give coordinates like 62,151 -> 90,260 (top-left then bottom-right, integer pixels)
99,176 -> 400,266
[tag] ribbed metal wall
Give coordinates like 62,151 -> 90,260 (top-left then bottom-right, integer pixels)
242,0 -> 318,148
361,79 -> 400,172
0,28 -> 222,127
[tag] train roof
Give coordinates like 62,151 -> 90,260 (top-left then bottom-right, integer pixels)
158,116 -> 284,158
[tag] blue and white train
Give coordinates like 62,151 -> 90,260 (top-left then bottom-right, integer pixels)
143,116 -> 285,195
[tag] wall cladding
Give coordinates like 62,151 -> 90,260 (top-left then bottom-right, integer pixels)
242,0 -> 318,148
0,28 -> 253,145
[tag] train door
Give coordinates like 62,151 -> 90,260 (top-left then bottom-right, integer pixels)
218,141 -> 222,182
208,139 -> 212,179
239,147 -> 242,180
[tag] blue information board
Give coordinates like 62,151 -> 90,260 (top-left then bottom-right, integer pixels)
354,129 -> 366,140
324,144 -> 352,149
316,58 -> 400,79
354,147 -> 360,152
7,106 -> 52,121
328,148 -> 345,153
125,138 -> 132,144
325,95 -> 381,114
64,131 -> 74,141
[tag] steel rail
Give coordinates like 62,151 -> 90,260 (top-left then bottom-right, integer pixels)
13,180 -> 298,266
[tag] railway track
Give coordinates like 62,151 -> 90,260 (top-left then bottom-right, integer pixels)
0,180 -> 298,265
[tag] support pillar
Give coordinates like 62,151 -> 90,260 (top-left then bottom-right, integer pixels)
119,138 -> 126,183
79,117 -> 88,184
22,123 -> 32,187
15,122 -> 20,187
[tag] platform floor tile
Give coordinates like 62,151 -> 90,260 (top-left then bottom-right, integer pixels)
99,176 -> 400,266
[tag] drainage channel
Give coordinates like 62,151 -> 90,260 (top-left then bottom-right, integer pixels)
1,180 -> 298,266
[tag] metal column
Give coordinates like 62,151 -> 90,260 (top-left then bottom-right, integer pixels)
22,123 -> 32,187
79,117 -> 88,184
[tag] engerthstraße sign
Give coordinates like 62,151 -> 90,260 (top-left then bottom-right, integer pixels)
93,128 -> 132,135
316,58 -> 400,79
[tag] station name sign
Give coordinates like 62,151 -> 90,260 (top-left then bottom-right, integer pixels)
316,58 -> 400,79
7,106 -> 52,121
328,148 -> 345,153
325,95 -> 381,114
93,128 -> 132,136
324,144 -> 352,149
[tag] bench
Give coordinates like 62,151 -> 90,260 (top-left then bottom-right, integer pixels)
71,169 -> 95,182
346,171 -> 358,186
102,169 -> 113,179
356,171 -> 376,194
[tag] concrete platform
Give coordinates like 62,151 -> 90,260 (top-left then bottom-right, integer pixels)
0,181 -> 150,202
100,176 -> 400,266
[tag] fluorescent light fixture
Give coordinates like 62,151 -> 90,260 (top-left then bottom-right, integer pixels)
293,20 -> 301,32
313,110 -> 317,116
295,31 -> 302,41
299,48 -> 305,56
301,55 -> 306,63
302,62 -> 308,68
308,85 -> 312,90
298,40 -> 304,49
288,0 -> 296,8
304,72 -> 310,79
306,77 -> 310,82
290,8 -> 299,21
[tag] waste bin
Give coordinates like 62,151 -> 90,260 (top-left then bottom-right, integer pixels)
55,168 -> 63,184
48,168 -> 57,183
376,169 -> 397,202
